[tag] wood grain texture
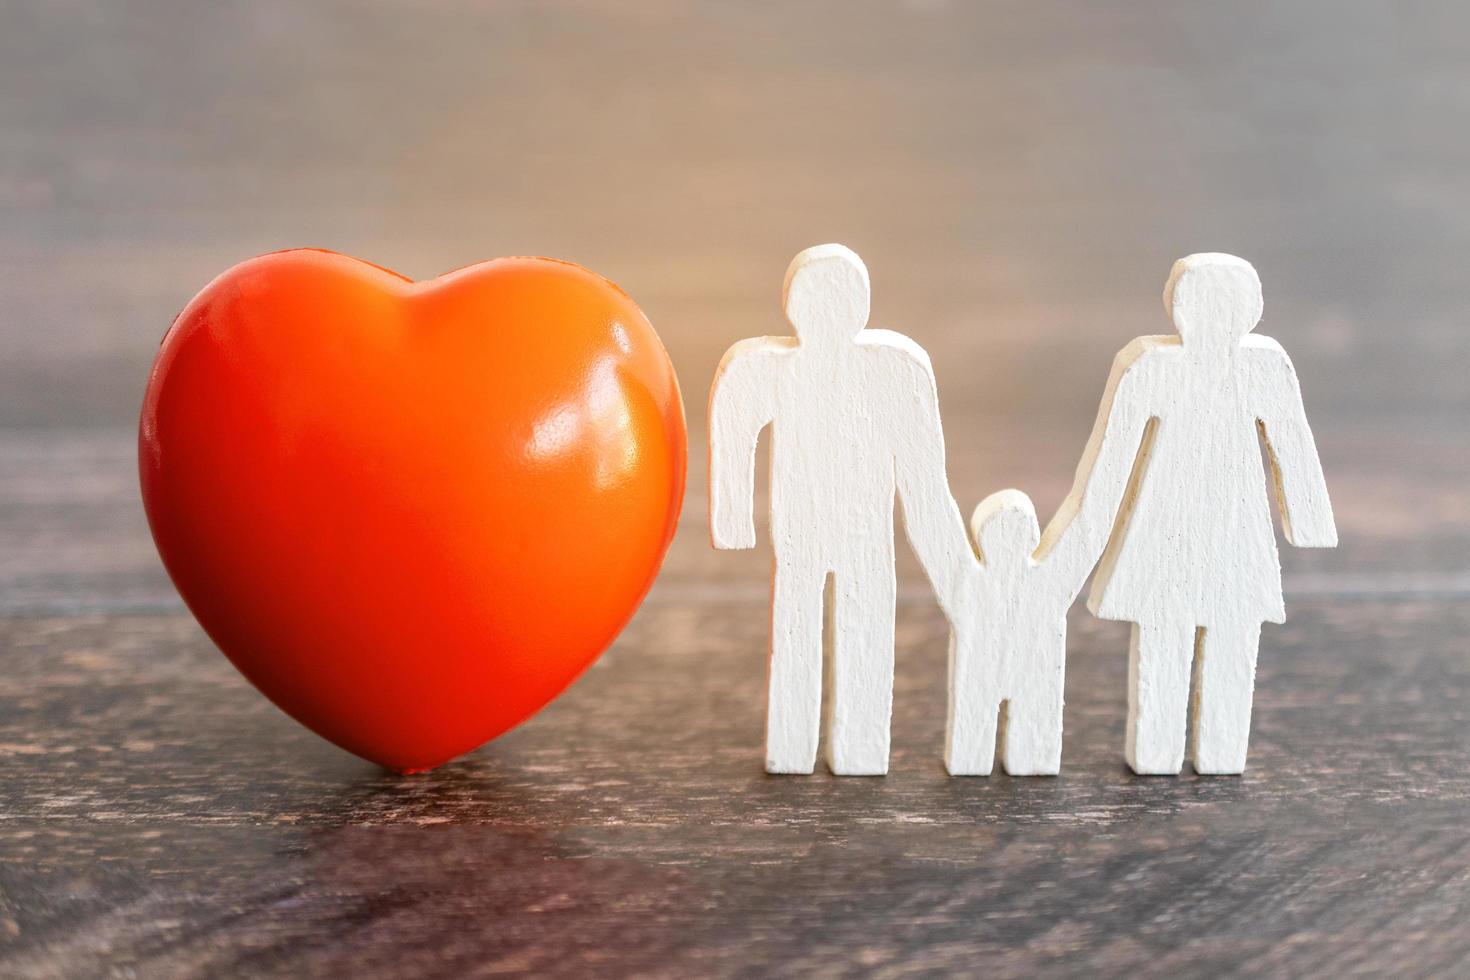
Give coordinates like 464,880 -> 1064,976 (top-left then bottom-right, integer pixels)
2,599 -> 1469,978
5,1 -> 1470,976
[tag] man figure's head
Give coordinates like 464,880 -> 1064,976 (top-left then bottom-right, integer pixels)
783,244 -> 871,348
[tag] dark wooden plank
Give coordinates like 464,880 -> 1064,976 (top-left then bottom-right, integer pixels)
2,599 -> 1468,977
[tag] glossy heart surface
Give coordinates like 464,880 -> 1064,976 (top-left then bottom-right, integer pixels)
140,250 -> 686,772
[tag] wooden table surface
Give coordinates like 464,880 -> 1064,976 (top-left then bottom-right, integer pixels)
3,3 -> 1469,977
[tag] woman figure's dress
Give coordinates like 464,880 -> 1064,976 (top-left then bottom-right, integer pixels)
1086,338 -> 1289,630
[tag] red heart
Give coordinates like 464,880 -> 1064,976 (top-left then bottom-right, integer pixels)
140,250 -> 686,772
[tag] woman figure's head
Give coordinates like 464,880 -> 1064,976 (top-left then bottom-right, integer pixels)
1163,253 -> 1263,352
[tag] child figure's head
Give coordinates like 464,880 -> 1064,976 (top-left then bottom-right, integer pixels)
970,489 -> 1040,570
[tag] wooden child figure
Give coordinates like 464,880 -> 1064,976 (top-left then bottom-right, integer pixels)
944,488 -> 1110,776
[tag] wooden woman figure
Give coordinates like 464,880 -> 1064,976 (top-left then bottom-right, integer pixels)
1058,253 -> 1337,775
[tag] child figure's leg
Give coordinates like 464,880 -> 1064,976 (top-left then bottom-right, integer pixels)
1001,625 -> 1065,776
945,628 -> 999,776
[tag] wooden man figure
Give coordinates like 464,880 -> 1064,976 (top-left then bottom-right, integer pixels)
1060,253 -> 1337,775
708,244 -> 968,776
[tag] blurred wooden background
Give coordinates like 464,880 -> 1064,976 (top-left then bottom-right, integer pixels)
2,2 -> 1468,976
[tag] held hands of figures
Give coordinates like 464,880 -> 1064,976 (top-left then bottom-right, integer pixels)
708,245 -> 1338,778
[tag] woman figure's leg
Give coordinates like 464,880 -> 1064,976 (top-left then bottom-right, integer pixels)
1126,619 -> 1196,774
1192,621 -> 1263,775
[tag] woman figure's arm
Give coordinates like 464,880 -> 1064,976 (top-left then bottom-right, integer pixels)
1246,336 -> 1338,548
1041,337 -> 1162,596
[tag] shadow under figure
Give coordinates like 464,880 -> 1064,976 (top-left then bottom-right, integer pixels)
1060,253 -> 1338,775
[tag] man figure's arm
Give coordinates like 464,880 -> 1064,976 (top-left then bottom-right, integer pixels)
876,335 -> 975,620
708,338 -> 792,549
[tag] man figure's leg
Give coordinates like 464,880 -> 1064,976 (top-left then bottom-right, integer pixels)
767,552 -> 825,774
826,540 -> 897,776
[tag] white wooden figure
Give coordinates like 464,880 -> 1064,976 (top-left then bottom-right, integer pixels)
944,489 -> 1103,776
709,244 -> 969,776
1057,253 -> 1337,775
